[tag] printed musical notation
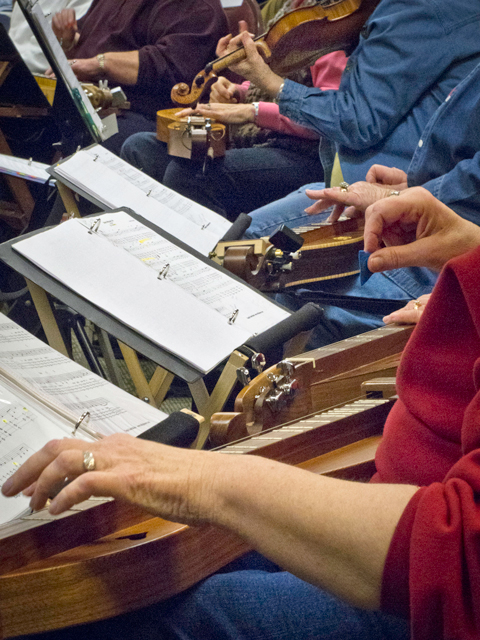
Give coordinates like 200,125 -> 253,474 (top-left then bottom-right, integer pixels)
0,403 -> 35,442
0,443 -> 35,487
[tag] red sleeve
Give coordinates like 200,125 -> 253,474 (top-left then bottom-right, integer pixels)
379,247 -> 480,640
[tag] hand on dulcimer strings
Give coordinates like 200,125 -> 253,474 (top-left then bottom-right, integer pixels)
171,0 -> 380,108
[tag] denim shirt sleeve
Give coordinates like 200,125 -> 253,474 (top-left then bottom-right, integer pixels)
420,154 -> 480,225
277,0 -> 480,150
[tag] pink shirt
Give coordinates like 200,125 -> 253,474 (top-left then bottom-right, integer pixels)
235,50 -> 347,139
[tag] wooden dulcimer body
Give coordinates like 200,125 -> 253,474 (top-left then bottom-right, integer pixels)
210,323 -> 413,445
156,107 -> 227,159
0,323 -> 413,638
215,217 -> 363,292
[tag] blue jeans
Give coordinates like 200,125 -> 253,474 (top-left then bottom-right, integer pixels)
121,132 -> 323,220
121,132 -> 172,181
245,182 -> 328,238
19,553 -> 409,640
157,553 -> 410,640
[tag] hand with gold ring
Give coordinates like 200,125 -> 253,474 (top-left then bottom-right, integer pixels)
383,294 -> 431,325
304,181 -> 399,223
0,433 -> 221,524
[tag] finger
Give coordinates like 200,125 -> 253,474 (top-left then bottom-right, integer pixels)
367,240 -> 434,273
304,198 -> 336,215
48,471 -> 119,515
22,482 -> 37,497
241,31 -> 259,58
175,107 -> 195,117
1,439 -> 67,497
305,188 -> 328,200
327,203 -> 346,222
29,448 -> 87,511
342,206 -> 363,219
383,307 -> 423,325
365,164 -> 383,184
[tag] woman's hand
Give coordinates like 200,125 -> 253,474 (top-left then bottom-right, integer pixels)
210,77 -> 240,103
176,102 -> 255,124
364,187 -> 480,272
52,8 -> 79,51
365,165 -> 408,191
305,182 -> 394,222
218,30 -> 283,98
1,434 -> 217,524
216,20 -> 251,57
383,294 -> 431,325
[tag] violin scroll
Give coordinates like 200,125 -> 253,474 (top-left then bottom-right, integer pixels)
170,40 -> 272,108
171,70 -> 220,108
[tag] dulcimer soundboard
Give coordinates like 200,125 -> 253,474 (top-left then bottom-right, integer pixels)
0,323 -> 413,638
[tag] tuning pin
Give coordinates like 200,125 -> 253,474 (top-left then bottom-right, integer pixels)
236,367 -> 251,387
251,352 -> 266,374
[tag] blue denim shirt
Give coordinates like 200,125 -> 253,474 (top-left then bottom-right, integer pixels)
408,62 -> 480,225
278,0 -> 480,187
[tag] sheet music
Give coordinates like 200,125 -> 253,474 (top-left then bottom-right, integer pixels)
84,212 -> 289,335
52,145 -> 231,255
0,313 -> 167,523
20,0 -> 106,141
0,154 -> 53,185
14,212 -> 289,373
0,370 -> 93,523
0,314 -> 166,438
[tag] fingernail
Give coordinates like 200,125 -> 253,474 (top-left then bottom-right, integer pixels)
2,478 -> 13,495
368,256 -> 384,272
49,500 -> 61,515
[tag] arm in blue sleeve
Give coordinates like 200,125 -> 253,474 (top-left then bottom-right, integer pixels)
278,0 -> 480,150
421,155 -> 480,226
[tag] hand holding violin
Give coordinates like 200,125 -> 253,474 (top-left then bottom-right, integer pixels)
221,31 -> 284,99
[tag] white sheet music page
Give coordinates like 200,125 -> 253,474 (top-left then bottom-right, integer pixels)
52,145 -> 231,255
0,314 -> 167,524
0,314 -> 166,438
13,212 -> 289,372
90,211 -> 289,335
0,373 -> 79,524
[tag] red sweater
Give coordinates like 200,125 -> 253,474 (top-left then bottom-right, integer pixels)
376,245 -> 480,639
72,0 -> 228,117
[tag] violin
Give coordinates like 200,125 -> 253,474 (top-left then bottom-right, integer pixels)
171,0 -> 380,108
